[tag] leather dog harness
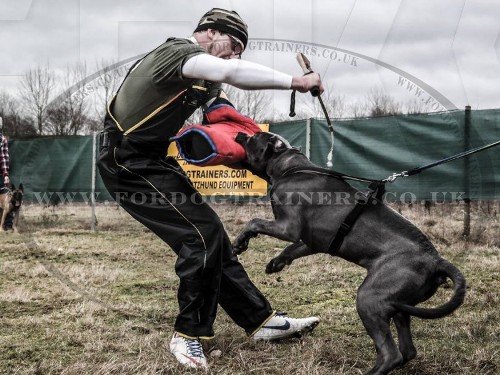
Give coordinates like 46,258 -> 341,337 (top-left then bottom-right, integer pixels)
271,165 -> 386,255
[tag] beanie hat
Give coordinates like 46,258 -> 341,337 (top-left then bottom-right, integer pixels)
194,8 -> 248,50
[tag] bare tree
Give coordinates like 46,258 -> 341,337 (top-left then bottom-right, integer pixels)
183,85 -> 272,126
365,87 -> 402,117
222,85 -> 272,123
46,63 -> 94,135
404,97 -> 432,115
0,91 -> 36,137
19,63 -> 55,135
348,91 -> 434,119
92,59 -> 126,120
295,83 -> 346,120
349,99 -> 368,118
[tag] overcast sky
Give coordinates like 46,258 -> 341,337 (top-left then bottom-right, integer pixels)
1,0 -> 499,117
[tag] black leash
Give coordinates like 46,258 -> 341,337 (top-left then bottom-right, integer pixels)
275,138 -> 500,255
277,139 -> 500,185
384,139 -> 500,182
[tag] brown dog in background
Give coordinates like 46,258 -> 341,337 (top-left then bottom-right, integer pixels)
0,183 -> 23,232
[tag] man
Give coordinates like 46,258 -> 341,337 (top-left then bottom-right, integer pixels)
97,8 -> 324,369
0,133 -> 9,187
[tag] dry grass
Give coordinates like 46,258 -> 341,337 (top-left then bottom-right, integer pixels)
0,201 -> 498,375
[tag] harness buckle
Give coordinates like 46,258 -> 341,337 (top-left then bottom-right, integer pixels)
99,130 -> 123,149
99,131 -> 109,149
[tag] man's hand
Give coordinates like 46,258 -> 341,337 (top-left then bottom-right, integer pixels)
3,176 -> 9,185
291,73 -> 324,94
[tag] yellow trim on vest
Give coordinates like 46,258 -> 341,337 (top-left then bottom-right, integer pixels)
123,89 -> 187,135
106,95 -> 123,132
191,85 -> 207,91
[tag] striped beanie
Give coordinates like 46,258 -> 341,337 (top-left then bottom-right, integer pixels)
194,8 -> 248,50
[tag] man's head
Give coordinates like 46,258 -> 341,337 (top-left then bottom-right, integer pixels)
194,8 -> 248,59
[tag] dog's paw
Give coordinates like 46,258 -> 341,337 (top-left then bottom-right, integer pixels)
232,244 -> 246,255
265,256 -> 292,274
232,237 -> 249,255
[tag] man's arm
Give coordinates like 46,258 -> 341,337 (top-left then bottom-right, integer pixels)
182,54 -> 323,93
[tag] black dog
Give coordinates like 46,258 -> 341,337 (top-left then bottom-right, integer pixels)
233,132 -> 466,375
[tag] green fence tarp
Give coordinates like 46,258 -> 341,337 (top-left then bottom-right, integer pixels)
271,109 -> 499,200
8,109 -> 500,203
9,136 -> 112,204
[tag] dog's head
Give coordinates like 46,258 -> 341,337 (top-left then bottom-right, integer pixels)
235,132 -> 293,178
10,183 -> 24,209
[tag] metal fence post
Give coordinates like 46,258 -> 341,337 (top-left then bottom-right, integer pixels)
463,106 -> 471,237
90,132 -> 97,232
305,118 -> 311,159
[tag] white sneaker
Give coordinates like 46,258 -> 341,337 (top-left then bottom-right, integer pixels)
169,332 -> 208,369
252,313 -> 320,341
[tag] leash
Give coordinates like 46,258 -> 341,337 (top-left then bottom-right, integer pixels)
277,140 -> 500,186
274,138 -> 500,254
290,53 -> 334,167
383,139 -> 500,183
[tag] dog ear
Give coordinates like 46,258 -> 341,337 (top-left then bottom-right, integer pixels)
272,139 -> 284,152
19,183 -> 24,192
11,183 -> 16,190
270,135 -> 290,153
235,132 -> 249,145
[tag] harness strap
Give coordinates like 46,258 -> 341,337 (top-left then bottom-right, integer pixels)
271,165 -> 386,255
280,165 -> 381,184
327,180 -> 385,255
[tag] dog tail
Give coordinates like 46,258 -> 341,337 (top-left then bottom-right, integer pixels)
394,259 -> 466,319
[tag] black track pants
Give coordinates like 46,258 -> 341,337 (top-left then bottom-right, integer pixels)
97,142 -> 273,337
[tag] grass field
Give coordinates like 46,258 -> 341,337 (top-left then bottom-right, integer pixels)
0,201 -> 498,375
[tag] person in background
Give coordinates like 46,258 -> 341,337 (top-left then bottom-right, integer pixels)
0,132 -> 13,230
97,8 -> 324,369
